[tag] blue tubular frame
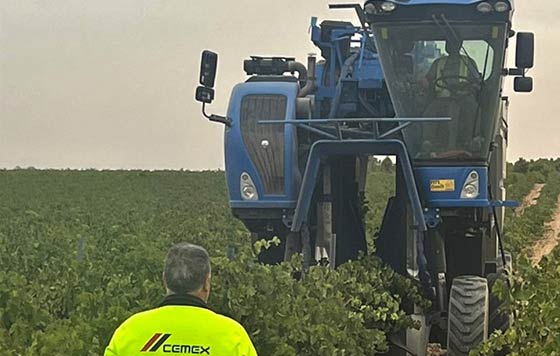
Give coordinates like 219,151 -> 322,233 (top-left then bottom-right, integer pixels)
259,117 -> 451,140
291,139 -> 427,232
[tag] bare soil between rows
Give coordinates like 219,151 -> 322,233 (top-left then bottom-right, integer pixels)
516,183 -> 545,215
529,194 -> 560,265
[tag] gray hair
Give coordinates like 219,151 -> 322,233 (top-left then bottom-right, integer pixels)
164,242 -> 211,294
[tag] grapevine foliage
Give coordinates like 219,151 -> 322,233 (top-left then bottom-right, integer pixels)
0,167 -> 424,356
2,159 -> 560,356
475,159 -> 560,356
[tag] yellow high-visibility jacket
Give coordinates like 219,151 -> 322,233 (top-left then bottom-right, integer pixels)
104,294 -> 258,356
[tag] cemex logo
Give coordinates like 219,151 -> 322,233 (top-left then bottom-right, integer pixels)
141,333 -> 210,354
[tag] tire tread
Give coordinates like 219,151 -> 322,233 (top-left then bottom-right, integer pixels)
447,276 -> 489,356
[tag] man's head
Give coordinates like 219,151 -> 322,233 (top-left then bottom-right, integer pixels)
163,242 -> 211,302
446,40 -> 463,56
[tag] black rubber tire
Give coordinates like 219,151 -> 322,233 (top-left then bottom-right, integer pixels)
447,276 -> 489,356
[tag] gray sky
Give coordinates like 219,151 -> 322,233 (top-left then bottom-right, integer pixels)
1,0 -> 559,170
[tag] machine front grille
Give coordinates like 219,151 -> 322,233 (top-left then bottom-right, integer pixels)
240,95 -> 287,195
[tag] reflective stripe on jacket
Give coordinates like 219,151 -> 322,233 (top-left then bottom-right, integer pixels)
104,294 -> 258,356
434,56 -> 470,98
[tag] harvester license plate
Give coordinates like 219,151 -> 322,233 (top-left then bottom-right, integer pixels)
430,179 -> 455,192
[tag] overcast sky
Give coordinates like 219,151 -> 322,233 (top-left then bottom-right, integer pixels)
1,0 -> 559,170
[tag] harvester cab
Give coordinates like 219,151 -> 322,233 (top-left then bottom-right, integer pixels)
367,0 -> 534,161
195,0 -> 534,354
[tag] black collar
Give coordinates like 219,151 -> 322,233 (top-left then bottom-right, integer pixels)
159,294 -> 210,310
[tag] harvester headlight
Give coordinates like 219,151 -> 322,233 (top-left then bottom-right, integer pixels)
461,171 -> 480,199
242,186 -> 256,200
240,172 -> 259,201
462,184 -> 478,199
494,1 -> 510,12
380,1 -> 397,12
476,2 -> 493,13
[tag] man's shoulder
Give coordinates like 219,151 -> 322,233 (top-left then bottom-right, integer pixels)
114,307 -> 161,331
211,312 -> 250,334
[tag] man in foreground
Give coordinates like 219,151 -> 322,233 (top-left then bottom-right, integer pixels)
104,242 -> 258,356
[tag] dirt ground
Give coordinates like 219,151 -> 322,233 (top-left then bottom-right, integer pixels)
529,194 -> 560,265
515,183 -> 546,215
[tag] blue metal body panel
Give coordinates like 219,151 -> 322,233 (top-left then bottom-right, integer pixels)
314,62 -> 337,101
224,82 -> 300,209
356,50 -> 384,89
414,166 -> 490,207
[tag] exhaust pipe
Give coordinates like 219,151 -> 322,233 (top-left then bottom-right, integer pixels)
298,54 -> 317,97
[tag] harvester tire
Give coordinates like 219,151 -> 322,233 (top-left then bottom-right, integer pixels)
447,276 -> 489,356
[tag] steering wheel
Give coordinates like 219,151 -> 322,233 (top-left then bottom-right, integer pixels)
433,150 -> 473,159
434,75 -> 481,95
415,141 -> 473,160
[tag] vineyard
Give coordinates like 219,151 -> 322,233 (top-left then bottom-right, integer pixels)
1,159 -> 559,355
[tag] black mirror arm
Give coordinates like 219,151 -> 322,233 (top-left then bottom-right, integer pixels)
202,103 -> 231,127
503,68 -> 532,77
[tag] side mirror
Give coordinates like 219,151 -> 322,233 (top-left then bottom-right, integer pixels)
196,50 -> 218,104
514,76 -> 533,93
199,50 -> 218,88
195,50 -> 230,126
195,86 -> 215,104
516,32 -> 534,69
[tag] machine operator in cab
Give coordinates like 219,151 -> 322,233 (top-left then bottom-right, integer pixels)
420,39 -> 482,156
104,242 -> 258,356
